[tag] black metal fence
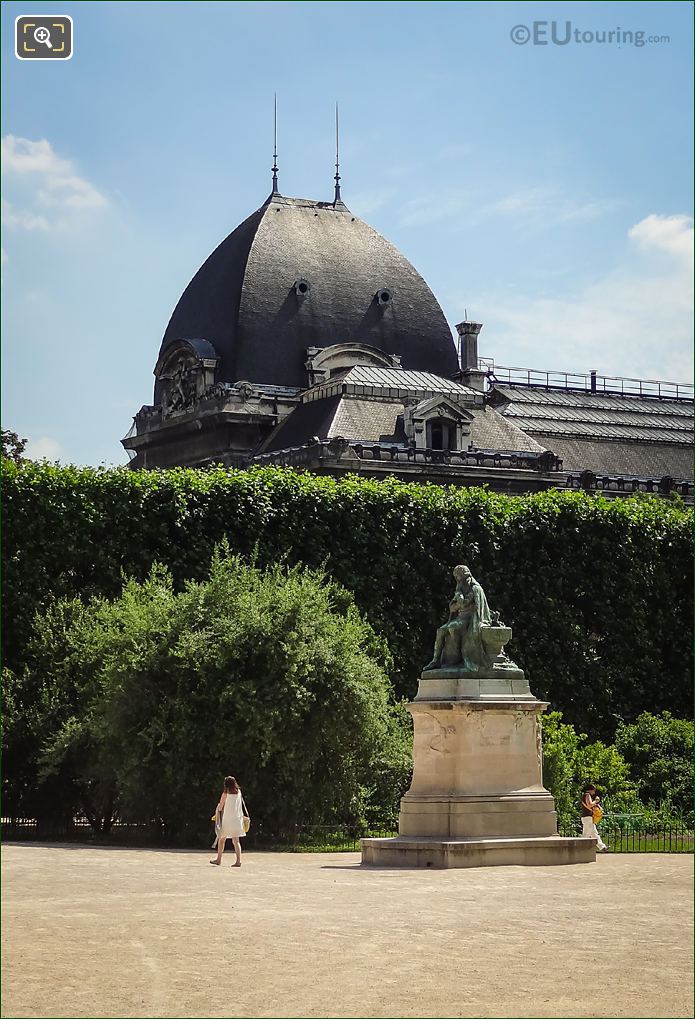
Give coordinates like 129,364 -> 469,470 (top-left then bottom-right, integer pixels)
241,825 -> 399,853
0,817 -> 398,852
559,817 -> 693,854
3,816 -> 692,854
483,364 -> 694,401
1,816 -> 164,845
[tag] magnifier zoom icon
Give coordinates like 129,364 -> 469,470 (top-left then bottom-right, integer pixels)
34,26 -> 52,48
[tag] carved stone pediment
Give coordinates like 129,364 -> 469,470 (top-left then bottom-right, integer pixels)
403,396 -> 475,451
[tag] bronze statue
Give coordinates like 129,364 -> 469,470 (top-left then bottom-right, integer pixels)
424,565 -> 493,672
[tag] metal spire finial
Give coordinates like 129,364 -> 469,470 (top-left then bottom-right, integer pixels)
271,93 -> 279,194
333,102 -> 342,204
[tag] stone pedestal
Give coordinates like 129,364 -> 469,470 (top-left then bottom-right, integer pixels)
362,666 -> 594,868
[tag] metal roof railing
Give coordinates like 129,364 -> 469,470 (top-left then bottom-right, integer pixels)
485,364 -> 693,401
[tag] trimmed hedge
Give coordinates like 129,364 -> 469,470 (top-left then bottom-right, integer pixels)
3,461 -> 692,739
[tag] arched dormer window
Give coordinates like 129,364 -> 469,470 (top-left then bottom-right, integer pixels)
304,343 -> 402,387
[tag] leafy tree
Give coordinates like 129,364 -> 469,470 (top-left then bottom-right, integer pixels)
541,711 -> 637,827
2,598 -> 106,829
614,711 -> 694,818
35,546 -> 411,839
1,428 -> 27,463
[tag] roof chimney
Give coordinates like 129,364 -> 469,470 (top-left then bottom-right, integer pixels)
455,320 -> 486,392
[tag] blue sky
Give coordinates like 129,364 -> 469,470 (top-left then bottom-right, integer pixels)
2,0 -> 693,465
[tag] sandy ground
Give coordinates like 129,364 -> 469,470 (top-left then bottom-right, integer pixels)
1,844 -> 692,1019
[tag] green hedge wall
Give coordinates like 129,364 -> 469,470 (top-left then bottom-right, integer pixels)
3,461 -> 692,739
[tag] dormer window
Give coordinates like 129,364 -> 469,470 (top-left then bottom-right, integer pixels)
304,343 -> 402,386
403,397 -> 474,452
427,417 -> 458,450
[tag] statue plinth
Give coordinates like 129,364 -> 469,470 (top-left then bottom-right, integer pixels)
362,568 -> 595,868
415,663 -> 534,702
400,668 -> 556,840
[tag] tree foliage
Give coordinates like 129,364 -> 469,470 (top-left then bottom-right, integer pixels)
541,711 -> 638,827
1,428 -> 27,464
7,547 -> 411,838
2,597 -> 99,829
4,462 -> 692,742
614,712 -> 694,817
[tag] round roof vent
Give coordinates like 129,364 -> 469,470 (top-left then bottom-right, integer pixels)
376,288 -> 392,306
294,278 -> 310,297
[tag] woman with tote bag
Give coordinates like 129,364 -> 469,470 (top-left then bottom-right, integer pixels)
210,776 -> 250,867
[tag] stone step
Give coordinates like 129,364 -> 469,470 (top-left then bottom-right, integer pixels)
361,834 -> 595,868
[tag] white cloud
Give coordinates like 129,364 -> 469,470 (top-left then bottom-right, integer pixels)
628,213 -> 694,261
458,214 -> 694,383
349,188 -> 396,217
396,184 -> 615,231
398,190 -> 470,228
480,187 -> 617,226
1,198 -> 50,231
25,436 -> 63,461
38,174 -> 106,210
1,136 -> 71,175
1,135 -> 107,230
488,188 -> 547,215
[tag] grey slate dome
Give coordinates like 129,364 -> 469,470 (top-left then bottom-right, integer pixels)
156,192 -> 458,395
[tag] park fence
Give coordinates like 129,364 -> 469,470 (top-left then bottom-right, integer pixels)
2,816 -> 692,854
0,816 -> 399,851
558,816 -> 694,854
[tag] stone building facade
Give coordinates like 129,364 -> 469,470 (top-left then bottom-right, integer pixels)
122,186 -> 693,502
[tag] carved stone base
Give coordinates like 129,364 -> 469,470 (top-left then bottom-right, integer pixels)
399,791 -> 557,838
416,666 -> 533,702
364,668 -> 596,868
361,834 -> 595,869
405,699 -> 547,806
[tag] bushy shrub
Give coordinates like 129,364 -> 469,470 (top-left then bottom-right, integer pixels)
541,711 -> 638,827
614,712 -> 694,820
19,546 -> 411,839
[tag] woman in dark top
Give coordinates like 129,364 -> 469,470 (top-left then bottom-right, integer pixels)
581,784 -> 608,852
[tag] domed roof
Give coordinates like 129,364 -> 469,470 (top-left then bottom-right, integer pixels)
156,193 -> 458,394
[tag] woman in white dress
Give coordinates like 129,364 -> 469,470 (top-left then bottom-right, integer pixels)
210,775 -> 248,867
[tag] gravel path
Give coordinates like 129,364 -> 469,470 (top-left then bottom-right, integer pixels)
2,844 -> 692,1018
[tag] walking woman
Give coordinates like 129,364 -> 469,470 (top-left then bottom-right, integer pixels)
210,776 -> 248,867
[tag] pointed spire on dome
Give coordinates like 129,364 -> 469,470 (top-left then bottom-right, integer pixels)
333,102 -> 342,205
271,93 -> 279,195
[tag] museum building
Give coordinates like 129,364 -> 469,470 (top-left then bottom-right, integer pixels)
122,171 -> 693,501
